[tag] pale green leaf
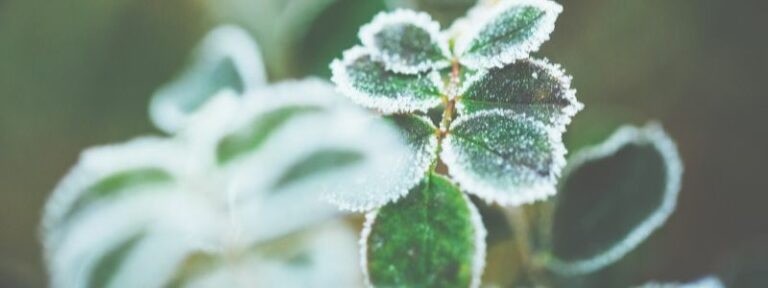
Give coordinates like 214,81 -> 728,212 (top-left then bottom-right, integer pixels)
548,123 -> 683,275
441,109 -> 566,205
363,173 -> 486,288
149,25 -> 266,133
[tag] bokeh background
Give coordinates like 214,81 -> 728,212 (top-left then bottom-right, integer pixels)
1,0 -> 766,286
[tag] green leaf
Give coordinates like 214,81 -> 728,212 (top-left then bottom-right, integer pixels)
455,0 -> 562,69
216,105 -> 324,164
384,113 -> 440,167
363,173 -> 486,288
149,25 -> 266,133
359,9 -> 450,74
271,149 -> 365,190
458,58 -> 582,129
59,168 -> 173,226
441,110 -> 566,205
548,124 -> 683,275
89,233 -> 144,288
331,46 -> 442,114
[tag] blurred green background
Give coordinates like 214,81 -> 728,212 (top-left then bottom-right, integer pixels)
1,0 -> 766,286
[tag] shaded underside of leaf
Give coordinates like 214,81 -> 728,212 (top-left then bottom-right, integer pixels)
384,114 -> 439,161
457,0 -> 562,69
360,9 -> 450,74
271,149 -> 364,190
548,124 -> 682,275
216,105 -> 324,164
331,47 -> 442,114
364,173 -> 485,288
459,58 -> 581,128
442,110 -> 565,205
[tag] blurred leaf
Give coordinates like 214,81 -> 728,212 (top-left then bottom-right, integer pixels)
363,173 -> 485,288
548,123 -> 682,275
150,25 -> 266,133
441,110 -> 566,206
386,0 -> 478,26
271,149 -> 364,190
720,244 -> 768,288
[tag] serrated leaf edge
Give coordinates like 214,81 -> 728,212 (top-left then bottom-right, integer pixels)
547,122 -> 683,275
359,9 -> 452,74
454,0 -> 563,69
330,46 -> 443,114
442,109 -> 567,206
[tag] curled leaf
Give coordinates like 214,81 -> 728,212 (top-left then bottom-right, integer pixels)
331,46 -> 443,114
548,123 -> 683,275
360,9 -> 451,74
149,25 -> 266,133
441,110 -> 566,206
362,174 -> 486,288
454,0 -> 562,69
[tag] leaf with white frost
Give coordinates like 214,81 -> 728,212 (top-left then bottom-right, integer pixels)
441,110 -> 566,205
360,9 -> 451,74
458,58 -> 582,129
149,25 -> 266,133
547,123 -> 683,275
454,0 -> 562,69
331,47 -> 442,114
362,174 -> 486,288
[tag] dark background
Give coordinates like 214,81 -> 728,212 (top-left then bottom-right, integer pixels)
1,0 -> 766,286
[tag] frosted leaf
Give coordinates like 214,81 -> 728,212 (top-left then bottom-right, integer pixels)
361,174 -> 486,288
547,123 -> 683,275
168,221 -> 362,288
359,9 -> 451,74
149,25 -> 266,133
331,46 -> 442,114
458,58 -> 583,130
454,0 -> 562,69
384,114 -> 439,172
441,110 -> 566,205
634,276 -> 725,288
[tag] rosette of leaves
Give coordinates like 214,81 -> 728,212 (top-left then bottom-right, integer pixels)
42,26 -> 419,288
330,0 -> 582,287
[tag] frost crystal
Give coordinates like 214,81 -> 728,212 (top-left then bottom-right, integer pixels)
331,46 -> 443,114
149,25 -> 266,134
441,110 -> 566,205
454,0 -> 562,69
360,9 -> 451,74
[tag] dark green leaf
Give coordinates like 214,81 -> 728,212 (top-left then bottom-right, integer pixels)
364,173 -> 485,288
216,105 -> 323,164
455,0 -> 562,69
360,10 -> 450,74
331,47 -> 442,114
459,58 -> 581,128
441,110 -> 565,205
548,124 -> 682,275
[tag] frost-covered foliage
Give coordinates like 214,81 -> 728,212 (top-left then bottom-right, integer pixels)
42,26 -> 416,288
329,1 -> 704,287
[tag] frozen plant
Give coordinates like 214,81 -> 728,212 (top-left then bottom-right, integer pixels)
329,0 -> 706,287
41,26 -> 417,288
